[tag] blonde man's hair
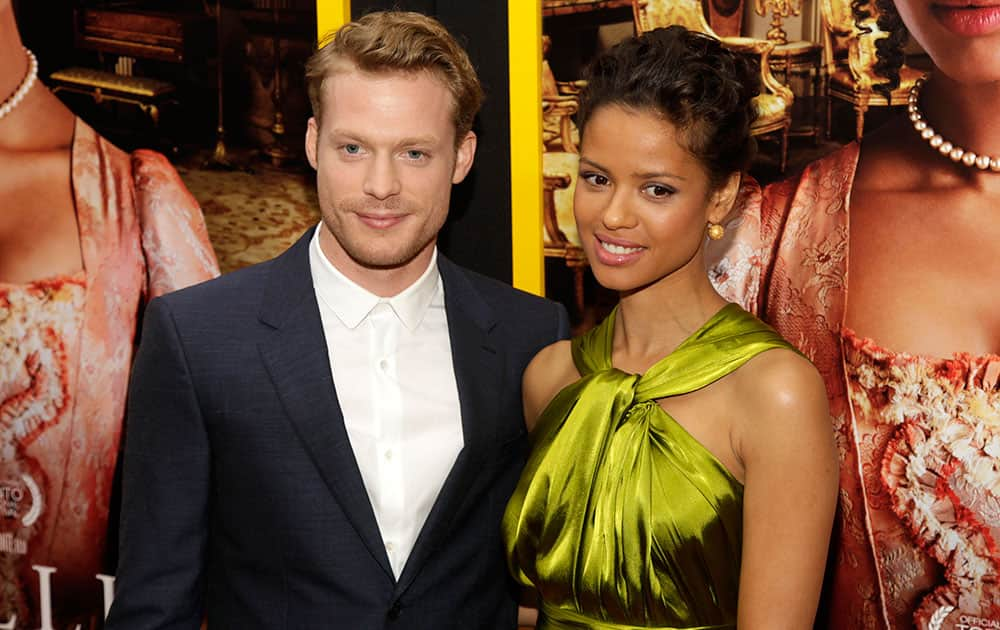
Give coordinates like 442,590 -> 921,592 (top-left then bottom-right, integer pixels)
305,11 -> 484,143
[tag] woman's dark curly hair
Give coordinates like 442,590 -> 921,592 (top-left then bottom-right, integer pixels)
851,0 -> 908,95
577,25 -> 760,188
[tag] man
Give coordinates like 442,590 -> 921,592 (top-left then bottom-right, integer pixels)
105,11 -> 569,629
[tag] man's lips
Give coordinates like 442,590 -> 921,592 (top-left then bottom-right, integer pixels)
356,213 -> 406,229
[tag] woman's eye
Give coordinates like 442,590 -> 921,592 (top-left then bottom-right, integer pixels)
643,183 -> 673,198
582,173 -> 609,186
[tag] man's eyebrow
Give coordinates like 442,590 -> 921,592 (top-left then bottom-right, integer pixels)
326,130 -> 439,148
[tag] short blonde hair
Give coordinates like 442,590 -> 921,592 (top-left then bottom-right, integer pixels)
305,11 -> 484,142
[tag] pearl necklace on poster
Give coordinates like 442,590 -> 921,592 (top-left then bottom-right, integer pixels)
0,48 -> 38,122
908,76 -> 1000,172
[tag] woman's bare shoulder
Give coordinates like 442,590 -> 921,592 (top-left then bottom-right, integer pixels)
728,347 -> 831,457
731,348 -> 827,417
522,340 -> 579,432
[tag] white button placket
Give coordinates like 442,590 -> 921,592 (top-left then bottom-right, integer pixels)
369,302 -> 404,574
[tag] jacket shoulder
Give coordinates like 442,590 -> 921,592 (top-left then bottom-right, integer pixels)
150,256 -> 282,336
455,266 -> 564,321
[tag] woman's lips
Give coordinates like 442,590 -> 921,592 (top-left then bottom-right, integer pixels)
592,235 -> 645,266
931,3 -> 1000,36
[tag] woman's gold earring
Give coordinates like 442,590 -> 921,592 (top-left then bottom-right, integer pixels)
707,222 -> 725,240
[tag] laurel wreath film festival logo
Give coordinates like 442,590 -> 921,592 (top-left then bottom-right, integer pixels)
0,473 -> 42,528
930,605 -> 1000,630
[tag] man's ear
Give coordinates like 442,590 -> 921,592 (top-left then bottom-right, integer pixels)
305,117 -> 319,170
451,130 -> 477,184
707,171 -> 742,225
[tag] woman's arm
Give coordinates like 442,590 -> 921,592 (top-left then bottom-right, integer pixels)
513,341 -> 578,629
517,604 -> 538,628
521,339 -> 577,432
735,349 -> 838,629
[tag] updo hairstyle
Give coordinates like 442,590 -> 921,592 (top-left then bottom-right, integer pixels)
577,25 -> 760,188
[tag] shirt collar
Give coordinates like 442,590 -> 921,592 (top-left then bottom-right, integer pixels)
309,224 -> 441,331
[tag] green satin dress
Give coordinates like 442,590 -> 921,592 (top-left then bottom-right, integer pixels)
502,303 -> 795,630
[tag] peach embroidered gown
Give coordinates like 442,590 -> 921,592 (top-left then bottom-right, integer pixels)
0,120 -> 218,627
841,330 -> 1000,628
706,141 -> 1000,629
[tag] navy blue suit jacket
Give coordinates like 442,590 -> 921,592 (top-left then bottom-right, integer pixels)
105,231 -> 569,629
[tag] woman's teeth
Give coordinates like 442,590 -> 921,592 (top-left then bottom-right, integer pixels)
600,241 -> 642,255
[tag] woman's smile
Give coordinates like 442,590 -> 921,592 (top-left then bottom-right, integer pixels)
594,234 -> 646,266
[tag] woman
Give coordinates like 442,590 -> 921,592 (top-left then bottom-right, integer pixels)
707,0 -> 1000,626
0,2 -> 218,626
503,26 -> 838,630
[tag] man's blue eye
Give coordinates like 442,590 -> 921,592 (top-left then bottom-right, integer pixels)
344,144 -> 360,154
407,150 -> 424,159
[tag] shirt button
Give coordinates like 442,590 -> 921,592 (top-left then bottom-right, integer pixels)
379,358 -> 389,371
384,449 -> 393,461
386,541 -> 395,552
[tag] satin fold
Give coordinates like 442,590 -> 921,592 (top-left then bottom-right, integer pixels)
503,304 -> 795,629
539,601 -> 735,630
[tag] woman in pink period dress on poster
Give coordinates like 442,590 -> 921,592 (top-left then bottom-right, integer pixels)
707,0 -> 1000,626
0,2 -> 218,626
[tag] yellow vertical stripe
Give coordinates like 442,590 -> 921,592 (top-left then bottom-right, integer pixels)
508,1 -> 545,296
316,0 -> 351,41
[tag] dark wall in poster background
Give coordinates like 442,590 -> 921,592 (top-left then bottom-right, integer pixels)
351,0 -> 512,283
11,0 -> 76,74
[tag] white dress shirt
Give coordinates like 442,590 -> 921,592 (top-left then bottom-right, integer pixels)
308,226 -> 463,578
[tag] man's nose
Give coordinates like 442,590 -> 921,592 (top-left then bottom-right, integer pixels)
363,153 -> 402,199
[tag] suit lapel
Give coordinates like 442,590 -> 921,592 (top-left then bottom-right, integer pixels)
395,257 -> 502,594
257,232 -> 393,579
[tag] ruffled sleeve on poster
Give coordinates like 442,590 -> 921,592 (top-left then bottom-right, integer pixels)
132,149 -> 220,298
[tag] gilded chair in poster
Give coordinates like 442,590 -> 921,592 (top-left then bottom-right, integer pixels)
633,0 -> 795,172
542,156 -> 587,316
820,0 -> 923,140
541,36 -> 588,314
542,35 -> 587,153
